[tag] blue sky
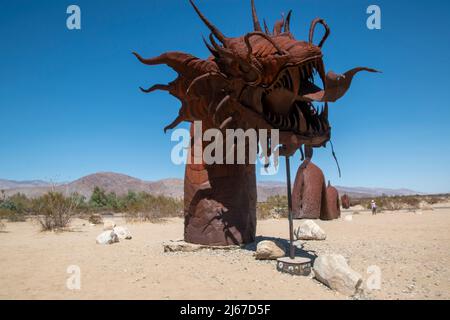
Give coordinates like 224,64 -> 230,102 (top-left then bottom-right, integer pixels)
0,0 -> 449,193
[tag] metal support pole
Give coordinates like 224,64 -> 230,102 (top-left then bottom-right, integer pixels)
277,150 -> 312,275
285,153 -> 295,259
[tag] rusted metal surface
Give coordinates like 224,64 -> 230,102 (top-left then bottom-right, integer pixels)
134,0 -> 377,245
285,153 -> 295,259
292,161 -> 326,219
341,194 -> 350,209
321,181 -> 341,220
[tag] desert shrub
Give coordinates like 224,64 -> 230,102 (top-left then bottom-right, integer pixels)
7,212 -> 27,222
401,196 -> 421,208
87,187 -> 126,212
425,197 -> 439,205
334,194 -> 448,212
0,208 -> 13,218
0,207 -> 27,222
257,195 -> 288,220
361,195 -> 422,211
89,187 -> 109,209
70,193 -> 87,212
33,192 -> 80,231
422,196 -> 445,205
88,214 -> 103,225
349,198 -> 362,207
124,193 -> 183,222
0,193 -> 31,221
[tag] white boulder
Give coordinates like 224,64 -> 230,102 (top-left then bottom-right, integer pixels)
255,240 -> 285,260
113,226 -> 132,240
294,220 -> 326,240
103,219 -> 116,231
344,215 -> 353,222
96,231 -> 119,245
313,254 -> 363,296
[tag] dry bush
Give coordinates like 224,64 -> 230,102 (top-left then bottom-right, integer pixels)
88,214 -> 103,225
424,197 -> 440,205
124,193 -> 183,223
0,208 -> 26,222
401,196 -> 421,208
257,195 -> 288,220
33,192 -> 79,231
422,195 -> 447,205
0,193 -> 29,222
360,195 -> 422,211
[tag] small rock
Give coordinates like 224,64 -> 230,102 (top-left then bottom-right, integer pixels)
113,226 -> 132,240
344,215 -> 353,222
294,220 -> 326,240
103,219 -> 116,231
255,240 -> 285,260
313,254 -> 363,296
96,231 -> 119,245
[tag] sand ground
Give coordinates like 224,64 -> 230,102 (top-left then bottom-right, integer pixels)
0,207 -> 449,300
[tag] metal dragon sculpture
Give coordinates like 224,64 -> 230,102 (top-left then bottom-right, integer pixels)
134,0 -> 378,246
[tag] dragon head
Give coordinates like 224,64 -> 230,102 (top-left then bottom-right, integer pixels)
134,0 -> 378,156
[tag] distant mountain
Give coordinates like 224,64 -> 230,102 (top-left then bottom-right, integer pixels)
0,179 -> 52,190
335,185 -> 423,198
62,172 -> 152,198
146,178 -> 184,199
1,172 -> 423,201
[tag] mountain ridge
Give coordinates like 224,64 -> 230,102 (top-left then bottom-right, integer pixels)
0,172 -> 424,201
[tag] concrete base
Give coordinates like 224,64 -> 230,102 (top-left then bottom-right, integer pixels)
276,257 -> 312,276
163,240 -> 241,253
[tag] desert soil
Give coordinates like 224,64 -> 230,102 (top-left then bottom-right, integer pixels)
0,206 -> 449,300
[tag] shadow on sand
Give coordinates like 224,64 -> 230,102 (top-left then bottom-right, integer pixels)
243,235 -> 318,262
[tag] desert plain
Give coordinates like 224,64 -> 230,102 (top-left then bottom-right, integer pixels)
0,204 -> 449,300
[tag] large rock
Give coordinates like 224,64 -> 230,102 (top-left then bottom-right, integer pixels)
313,254 -> 363,296
294,220 -> 326,240
113,226 -> 132,240
96,231 -> 119,245
103,220 -> 116,231
344,215 -> 353,222
255,240 -> 285,260
292,161 -> 326,219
